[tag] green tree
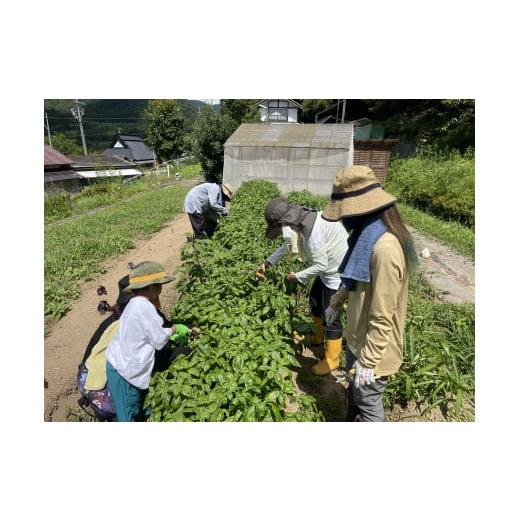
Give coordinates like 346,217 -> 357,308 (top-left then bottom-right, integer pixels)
144,99 -> 186,161
220,99 -> 260,123
192,106 -> 238,183
365,99 -> 474,151
46,132 -> 83,155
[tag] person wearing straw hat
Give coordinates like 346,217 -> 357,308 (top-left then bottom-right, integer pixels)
105,261 -> 195,421
184,182 -> 234,239
323,165 -> 417,422
257,197 -> 349,376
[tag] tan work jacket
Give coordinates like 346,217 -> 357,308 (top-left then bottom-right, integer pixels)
344,232 -> 409,377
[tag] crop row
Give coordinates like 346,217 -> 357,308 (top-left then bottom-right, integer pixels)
146,180 -> 322,421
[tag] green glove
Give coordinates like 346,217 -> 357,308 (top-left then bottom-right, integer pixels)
170,324 -> 191,344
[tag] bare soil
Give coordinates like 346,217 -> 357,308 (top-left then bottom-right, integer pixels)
408,226 -> 474,304
44,213 -> 193,421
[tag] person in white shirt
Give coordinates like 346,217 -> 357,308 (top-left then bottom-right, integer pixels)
183,182 -> 234,239
256,197 -> 349,375
106,261 -> 194,421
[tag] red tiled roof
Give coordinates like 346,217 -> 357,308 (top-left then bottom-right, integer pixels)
44,146 -> 74,166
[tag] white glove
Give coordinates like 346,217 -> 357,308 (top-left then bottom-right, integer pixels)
324,287 -> 348,326
353,360 -> 376,388
324,306 -> 340,327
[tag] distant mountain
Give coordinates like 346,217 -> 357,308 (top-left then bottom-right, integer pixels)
44,99 -> 213,153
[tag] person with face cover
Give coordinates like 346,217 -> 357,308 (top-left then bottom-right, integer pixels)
257,198 -> 349,376
323,165 -> 417,422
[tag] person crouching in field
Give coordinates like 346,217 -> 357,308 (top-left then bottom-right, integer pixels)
323,166 -> 417,422
105,261 -> 195,422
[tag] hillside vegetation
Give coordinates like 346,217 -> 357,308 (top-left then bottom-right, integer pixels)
385,151 -> 475,227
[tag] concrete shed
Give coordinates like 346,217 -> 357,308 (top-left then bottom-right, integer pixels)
223,123 -> 354,195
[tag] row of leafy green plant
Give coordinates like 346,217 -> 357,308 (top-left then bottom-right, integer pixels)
146,180 -> 322,421
44,163 -> 202,224
384,151 -> 475,227
45,184 -> 190,319
289,189 -> 474,420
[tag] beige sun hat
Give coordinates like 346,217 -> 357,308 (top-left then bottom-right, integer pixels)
322,165 -> 397,221
222,183 -> 234,199
124,261 -> 173,292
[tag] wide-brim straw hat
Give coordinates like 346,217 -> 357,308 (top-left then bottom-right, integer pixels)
222,183 -> 234,199
322,165 -> 397,221
124,261 -> 173,292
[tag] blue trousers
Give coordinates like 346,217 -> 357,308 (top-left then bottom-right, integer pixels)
106,362 -> 147,422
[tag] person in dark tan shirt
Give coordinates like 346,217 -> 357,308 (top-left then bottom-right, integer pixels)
323,165 -> 417,422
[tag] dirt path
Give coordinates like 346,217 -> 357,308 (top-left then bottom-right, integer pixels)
44,213 -> 193,421
408,226 -> 474,304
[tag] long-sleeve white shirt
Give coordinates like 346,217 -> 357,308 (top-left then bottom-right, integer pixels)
183,182 -> 227,216
266,212 -> 349,290
105,296 -> 172,389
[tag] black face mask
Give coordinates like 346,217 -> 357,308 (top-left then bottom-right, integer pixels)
342,210 -> 383,232
341,215 -> 366,232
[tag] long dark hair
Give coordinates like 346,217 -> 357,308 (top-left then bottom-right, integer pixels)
380,205 -> 417,273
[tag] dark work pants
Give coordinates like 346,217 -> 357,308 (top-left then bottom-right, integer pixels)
188,212 -> 218,239
345,348 -> 388,422
309,277 -> 343,340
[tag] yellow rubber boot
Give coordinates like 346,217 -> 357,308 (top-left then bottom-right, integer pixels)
310,316 -> 324,346
312,338 -> 343,376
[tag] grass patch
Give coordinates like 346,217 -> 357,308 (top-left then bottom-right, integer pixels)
385,152 -> 475,227
44,184 -> 190,319
384,274 -> 475,421
398,202 -> 474,260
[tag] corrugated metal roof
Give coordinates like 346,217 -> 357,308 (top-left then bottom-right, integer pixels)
68,154 -> 135,169
44,146 -> 74,166
225,123 -> 354,149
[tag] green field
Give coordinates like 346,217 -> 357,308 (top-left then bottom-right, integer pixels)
45,184 -> 190,319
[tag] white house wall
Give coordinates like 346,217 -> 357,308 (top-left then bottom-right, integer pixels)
223,146 -> 353,195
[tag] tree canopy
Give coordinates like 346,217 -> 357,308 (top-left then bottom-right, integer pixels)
144,99 -> 186,161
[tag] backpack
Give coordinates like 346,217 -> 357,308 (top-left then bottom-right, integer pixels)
77,363 -> 116,421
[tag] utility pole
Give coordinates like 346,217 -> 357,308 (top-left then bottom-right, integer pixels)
45,111 -> 52,147
341,99 -> 346,124
71,99 -> 88,155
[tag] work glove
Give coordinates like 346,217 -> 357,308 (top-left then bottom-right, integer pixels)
170,324 -> 191,344
324,287 -> 348,325
353,360 -> 376,388
222,208 -> 229,216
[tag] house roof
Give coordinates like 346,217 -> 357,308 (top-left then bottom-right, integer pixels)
68,154 -> 135,170
44,170 -> 82,182
104,134 -> 155,162
252,99 -> 304,109
44,146 -> 74,167
225,123 -> 354,149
